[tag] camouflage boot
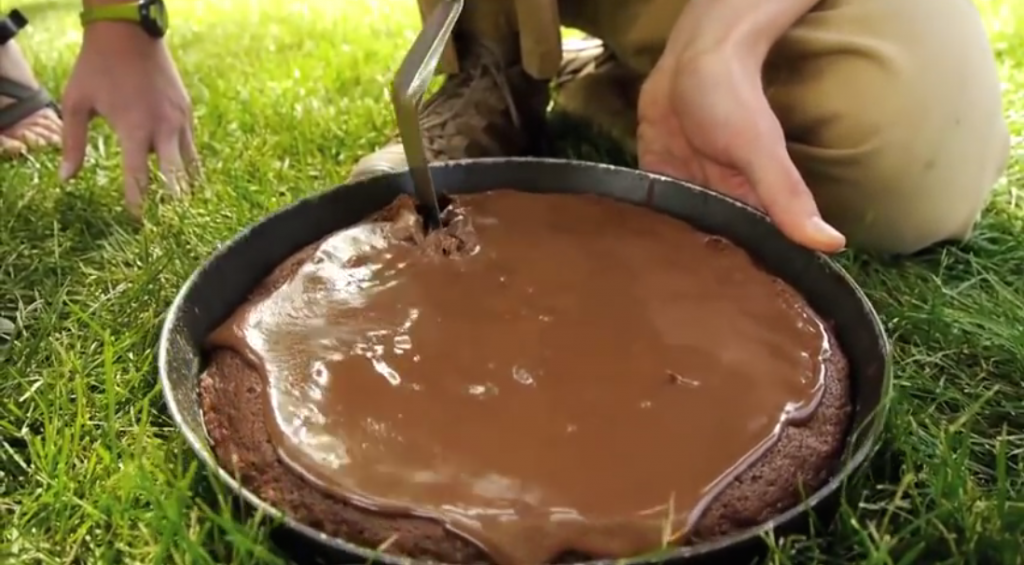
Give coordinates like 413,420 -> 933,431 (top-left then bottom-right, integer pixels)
348,43 -> 550,183
553,37 -> 643,154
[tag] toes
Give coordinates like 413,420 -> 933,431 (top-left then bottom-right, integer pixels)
26,114 -> 62,146
18,128 -> 47,148
34,114 -> 64,145
0,134 -> 27,155
4,109 -> 63,149
40,127 -> 62,146
35,109 -> 63,133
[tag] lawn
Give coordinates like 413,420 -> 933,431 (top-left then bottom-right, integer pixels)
2,0 -> 1023,563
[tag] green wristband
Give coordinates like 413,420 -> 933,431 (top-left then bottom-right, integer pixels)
80,3 -> 140,26
80,0 -> 168,38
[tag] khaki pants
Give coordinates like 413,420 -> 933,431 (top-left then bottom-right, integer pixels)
417,0 -> 1010,254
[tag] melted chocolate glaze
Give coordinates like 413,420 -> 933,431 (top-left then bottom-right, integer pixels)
208,191 -> 829,564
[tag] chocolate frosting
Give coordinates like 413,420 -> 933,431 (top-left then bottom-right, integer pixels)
208,191 -> 829,564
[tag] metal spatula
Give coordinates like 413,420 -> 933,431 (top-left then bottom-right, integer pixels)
391,0 -> 464,230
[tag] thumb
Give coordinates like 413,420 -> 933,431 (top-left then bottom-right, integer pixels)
59,99 -> 92,182
736,122 -> 846,253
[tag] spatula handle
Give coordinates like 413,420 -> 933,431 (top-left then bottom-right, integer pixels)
391,0 -> 464,229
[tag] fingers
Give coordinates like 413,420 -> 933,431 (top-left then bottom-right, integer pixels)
66,120 -> 193,217
736,116 -> 846,254
120,133 -> 152,217
117,128 -> 193,217
59,99 -> 92,181
180,122 -> 200,180
154,130 -> 187,197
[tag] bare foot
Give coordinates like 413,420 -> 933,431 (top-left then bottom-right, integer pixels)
0,38 -> 61,156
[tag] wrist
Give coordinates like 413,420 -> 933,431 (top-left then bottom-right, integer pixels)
82,19 -> 157,47
81,0 -> 168,40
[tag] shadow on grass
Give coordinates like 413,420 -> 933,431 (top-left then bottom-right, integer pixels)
54,185 -> 143,244
0,175 -> 145,485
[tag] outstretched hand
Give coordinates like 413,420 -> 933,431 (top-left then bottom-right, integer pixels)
60,22 -> 196,216
637,47 -> 845,253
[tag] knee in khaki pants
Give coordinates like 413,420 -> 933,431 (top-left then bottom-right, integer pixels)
767,0 -> 1009,254
562,0 -> 1010,254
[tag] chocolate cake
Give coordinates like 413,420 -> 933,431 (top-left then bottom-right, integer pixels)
199,190 -> 852,565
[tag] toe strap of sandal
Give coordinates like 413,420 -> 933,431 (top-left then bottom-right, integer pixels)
0,10 -> 61,132
0,78 -> 57,133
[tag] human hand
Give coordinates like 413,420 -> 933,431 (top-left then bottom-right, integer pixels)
60,22 -> 196,216
637,46 -> 845,253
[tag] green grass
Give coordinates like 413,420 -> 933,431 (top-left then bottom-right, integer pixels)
2,0 -> 1024,563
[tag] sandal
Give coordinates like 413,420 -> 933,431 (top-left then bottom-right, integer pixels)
0,9 -> 61,137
